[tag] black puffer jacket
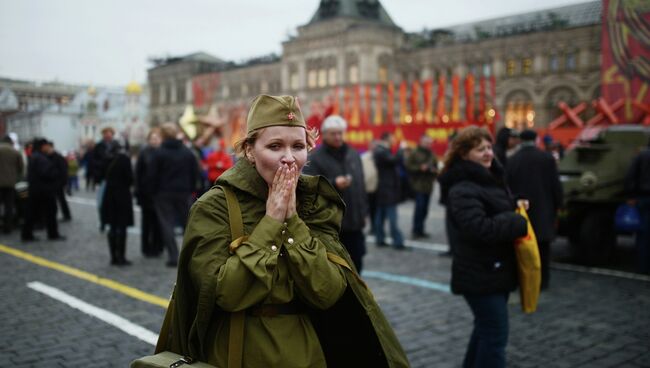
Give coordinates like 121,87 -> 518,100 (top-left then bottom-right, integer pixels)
438,159 -> 527,295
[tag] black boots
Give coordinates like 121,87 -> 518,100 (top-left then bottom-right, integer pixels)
108,230 -> 131,266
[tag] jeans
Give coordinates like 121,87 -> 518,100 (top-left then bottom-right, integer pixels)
374,204 -> 404,247
154,192 -> 192,263
412,192 -> 431,235
463,293 -> 509,368
636,198 -> 650,274
339,229 -> 366,273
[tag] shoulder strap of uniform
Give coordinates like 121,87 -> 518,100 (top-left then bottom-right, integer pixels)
219,185 -> 245,368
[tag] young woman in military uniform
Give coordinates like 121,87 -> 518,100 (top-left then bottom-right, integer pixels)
166,95 -> 409,367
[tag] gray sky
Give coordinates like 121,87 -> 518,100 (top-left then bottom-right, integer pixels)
0,0 -> 593,86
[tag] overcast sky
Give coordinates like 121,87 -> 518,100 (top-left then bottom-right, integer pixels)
0,0 -> 593,86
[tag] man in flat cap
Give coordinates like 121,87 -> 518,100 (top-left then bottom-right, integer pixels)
506,129 -> 562,289
303,115 -> 368,272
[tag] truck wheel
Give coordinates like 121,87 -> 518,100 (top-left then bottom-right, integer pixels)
578,211 -> 616,265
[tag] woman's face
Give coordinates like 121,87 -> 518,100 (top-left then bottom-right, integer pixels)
463,138 -> 494,169
247,126 -> 308,186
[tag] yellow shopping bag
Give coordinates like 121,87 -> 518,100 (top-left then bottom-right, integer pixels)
515,206 -> 541,313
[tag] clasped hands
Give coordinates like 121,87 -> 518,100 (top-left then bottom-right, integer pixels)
267,163 -> 299,222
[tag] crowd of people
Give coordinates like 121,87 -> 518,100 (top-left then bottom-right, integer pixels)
2,92 -> 650,367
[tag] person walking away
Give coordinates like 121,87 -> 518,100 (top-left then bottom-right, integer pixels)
134,128 -> 163,257
437,126 -> 528,368
624,136 -> 650,274
101,142 -> 134,265
506,129 -> 563,289
406,135 -> 438,239
162,94 -> 408,367
149,123 -> 199,267
373,132 -> 406,249
51,145 -> 71,222
21,139 -> 66,241
0,135 -> 24,233
66,152 -> 80,195
361,139 -> 379,234
303,115 -> 368,272
203,138 -> 233,184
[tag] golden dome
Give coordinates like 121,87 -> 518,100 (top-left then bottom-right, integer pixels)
125,80 -> 142,95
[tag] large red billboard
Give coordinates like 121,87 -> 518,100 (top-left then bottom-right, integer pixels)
602,0 -> 650,122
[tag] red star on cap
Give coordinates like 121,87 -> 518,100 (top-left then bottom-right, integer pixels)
287,112 -> 295,121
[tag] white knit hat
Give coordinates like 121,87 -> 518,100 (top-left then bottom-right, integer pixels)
321,115 -> 348,132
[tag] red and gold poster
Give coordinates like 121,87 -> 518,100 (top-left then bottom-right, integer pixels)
602,0 -> 650,121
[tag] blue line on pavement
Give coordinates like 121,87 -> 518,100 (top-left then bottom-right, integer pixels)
362,270 -> 451,293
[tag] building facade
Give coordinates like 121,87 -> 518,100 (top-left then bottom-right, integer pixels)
148,0 -> 602,130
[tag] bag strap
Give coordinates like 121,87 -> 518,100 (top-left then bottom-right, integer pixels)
153,186 -> 246,368
221,186 -> 245,368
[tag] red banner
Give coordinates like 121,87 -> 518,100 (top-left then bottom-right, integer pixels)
601,0 -> 650,122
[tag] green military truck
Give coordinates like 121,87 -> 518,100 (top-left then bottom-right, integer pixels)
557,124 -> 650,265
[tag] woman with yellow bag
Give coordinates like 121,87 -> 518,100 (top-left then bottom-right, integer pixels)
438,126 -> 528,368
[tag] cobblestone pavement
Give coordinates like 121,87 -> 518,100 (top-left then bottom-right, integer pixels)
1,190 -> 649,368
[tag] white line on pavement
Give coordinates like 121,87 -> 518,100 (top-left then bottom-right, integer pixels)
27,281 -> 158,346
67,196 -> 141,213
549,262 -> 650,282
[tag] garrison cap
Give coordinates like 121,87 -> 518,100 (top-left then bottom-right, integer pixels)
246,94 -> 306,134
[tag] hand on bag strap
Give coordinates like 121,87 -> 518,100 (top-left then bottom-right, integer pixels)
326,252 -> 370,291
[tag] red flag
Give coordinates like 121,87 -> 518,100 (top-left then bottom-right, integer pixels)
387,82 -> 395,124
465,74 -> 475,122
436,76 -> 447,123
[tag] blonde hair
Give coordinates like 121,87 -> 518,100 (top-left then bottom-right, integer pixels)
441,126 -> 493,175
234,127 -> 319,160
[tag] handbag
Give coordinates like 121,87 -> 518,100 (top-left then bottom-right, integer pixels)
514,206 -> 541,313
615,203 -> 641,232
131,186 -> 246,368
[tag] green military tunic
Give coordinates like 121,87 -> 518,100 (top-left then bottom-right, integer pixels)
169,159 -> 410,367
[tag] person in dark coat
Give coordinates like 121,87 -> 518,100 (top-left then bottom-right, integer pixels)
134,128 -> 163,257
51,145 -> 71,222
405,135 -> 438,239
101,141 -> 134,265
506,129 -> 563,289
150,122 -> 200,267
373,132 -> 405,249
493,127 -> 520,167
303,115 -> 368,272
21,139 -> 66,241
81,142 -> 96,191
625,137 -> 650,274
437,126 -> 527,368
92,127 -> 119,231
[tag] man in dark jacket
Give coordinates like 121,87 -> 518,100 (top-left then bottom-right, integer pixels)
304,115 -> 368,271
21,139 -> 65,241
150,123 -> 199,267
625,137 -> 650,274
92,127 -> 119,231
506,129 -> 563,289
373,132 -> 405,249
135,129 -> 163,257
405,135 -> 438,239
0,136 -> 23,233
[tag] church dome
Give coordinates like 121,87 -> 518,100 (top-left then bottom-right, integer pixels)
125,80 -> 142,95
